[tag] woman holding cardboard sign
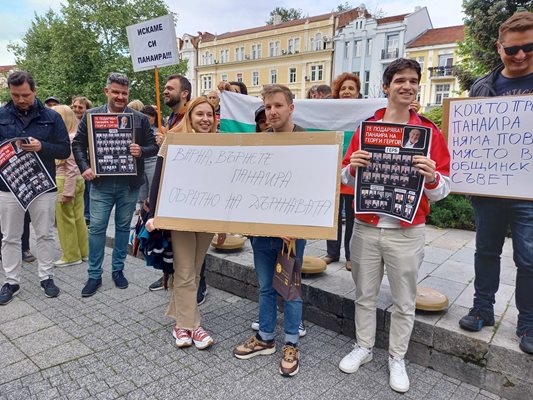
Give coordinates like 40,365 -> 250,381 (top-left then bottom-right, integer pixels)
145,97 -> 225,350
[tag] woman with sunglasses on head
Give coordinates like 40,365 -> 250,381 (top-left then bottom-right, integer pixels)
144,97 -> 224,350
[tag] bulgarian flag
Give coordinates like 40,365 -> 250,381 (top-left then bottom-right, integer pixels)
220,91 -> 387,154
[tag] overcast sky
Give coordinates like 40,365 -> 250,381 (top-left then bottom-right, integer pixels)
0,0 -> 464,66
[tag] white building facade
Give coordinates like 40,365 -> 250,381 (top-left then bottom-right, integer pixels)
333,6 -> 432,98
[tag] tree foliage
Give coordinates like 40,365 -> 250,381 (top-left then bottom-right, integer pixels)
8,0 -> 187,109
456,0 -> 533,91
266,7 -> 304,25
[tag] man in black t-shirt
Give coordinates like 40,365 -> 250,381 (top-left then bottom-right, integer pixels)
458,11 -> 533,355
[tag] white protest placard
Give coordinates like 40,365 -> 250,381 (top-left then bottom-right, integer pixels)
126,15 -> 179,72
443,95 -> 533,200
154,132 -> 344,240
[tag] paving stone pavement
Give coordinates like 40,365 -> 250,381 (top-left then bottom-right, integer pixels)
0,246 -> 508,400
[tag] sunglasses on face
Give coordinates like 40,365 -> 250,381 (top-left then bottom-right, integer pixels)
500,42 -> 533,56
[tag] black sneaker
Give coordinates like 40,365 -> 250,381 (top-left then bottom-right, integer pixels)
518,328 -> 533,355
40,277 -> 60,298
0,283 -> 20,305
148,276 -> 165,291
197,288 -> 207,305
459,307 -> 495,332
22,250 -> 36,263
112,271 -> 128,289
82,278 -> 102,297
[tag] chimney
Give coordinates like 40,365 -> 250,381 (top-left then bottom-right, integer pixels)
273,14 -> 282,25
414,6 -> 421,11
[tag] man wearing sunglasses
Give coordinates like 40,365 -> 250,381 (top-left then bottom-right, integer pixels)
458,11 -> 533,355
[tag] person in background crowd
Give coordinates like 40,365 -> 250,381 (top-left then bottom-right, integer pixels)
306,85 -> 318,99
73,72 -> 158,298
315,84 -> 332,99
338,59 -> 450,393
458,11 -> 533,355
44,96 -> 60,108
207,90 -> 221,129
127,99 -> 144,112
322,73 -> 362,271
137,105 -> 163,212
0,213 -> 35,263
52,105 -> 88,268
233,84 -> 306,378
217,81 -> 248,95
71,96 -> 94,225
164,74 -> 191,131
0,71 -> 70,305
145,96 -> 225,350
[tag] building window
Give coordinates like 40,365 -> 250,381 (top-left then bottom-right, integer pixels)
269,42 -> 275,57
363,70 -> 370,97
252,71 -> 259,86
354,40 -> 362,57
294,38 -> 300,52
438,53 -> 454,67
310,65 -> 323,81
252,44 -> 257,59
221,73 -> 228,82
235,47 -> 244,61
270,69 -> 277,84
289,67 -> 297,83
315,33 -> 323,50
418,56 -> 425,72
257,44 -> 262,58
344,42 -> 349,58
202,75 -> 212,91
367,39 -> 372,56
275,41 -> 280,56
382,34 -> 399,59
236,73 -> 243,83
288,39 -> 294,53
434,84 -> 451,104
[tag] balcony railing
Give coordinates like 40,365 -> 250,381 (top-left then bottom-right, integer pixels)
428,66 -> 456,77
381,48 -> 399,60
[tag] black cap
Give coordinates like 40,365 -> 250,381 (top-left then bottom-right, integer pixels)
44,96 -> 60,105
254,105 -> 265,122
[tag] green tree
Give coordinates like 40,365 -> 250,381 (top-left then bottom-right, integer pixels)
266,7 -> 304,25
456,0 -> 533,91
336,2 -> 353,11
8,0 -> 187,109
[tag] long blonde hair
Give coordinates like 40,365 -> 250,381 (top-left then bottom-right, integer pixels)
52,105 -> 78,133
171,97 -> 216,133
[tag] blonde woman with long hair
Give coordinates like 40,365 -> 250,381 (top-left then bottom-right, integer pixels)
145,97 -> 224,350
52,105 -> 88,267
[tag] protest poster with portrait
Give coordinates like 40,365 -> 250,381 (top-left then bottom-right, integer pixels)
88,113 -> 137,176
355,122 -> 431,223
0,137 -> 56,210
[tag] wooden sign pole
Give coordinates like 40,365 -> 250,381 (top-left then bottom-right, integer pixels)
154,66 -> 163,133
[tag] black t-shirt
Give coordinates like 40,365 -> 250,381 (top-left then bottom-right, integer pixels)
494,71 -> 533,96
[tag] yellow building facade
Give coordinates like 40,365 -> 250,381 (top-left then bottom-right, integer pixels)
405,26 -> 466,112
196,11 -> 360,98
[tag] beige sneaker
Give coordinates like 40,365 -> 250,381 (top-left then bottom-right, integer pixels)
279,343 -> 299,377
233,334 -> 275,360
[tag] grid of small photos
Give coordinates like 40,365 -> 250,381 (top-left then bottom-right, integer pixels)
358,151 -> 422,221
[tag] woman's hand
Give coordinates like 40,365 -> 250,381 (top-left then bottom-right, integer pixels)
145,218 -> 156,232
349,150 -> 371,169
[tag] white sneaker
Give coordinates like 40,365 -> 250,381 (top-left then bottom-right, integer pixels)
388,356 -> 410,393
339,343 -> 373,373
53,259 -> 82,267
251,319 -> 259,331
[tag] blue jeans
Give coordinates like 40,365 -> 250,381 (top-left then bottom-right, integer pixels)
88,178 -> 139,279
250,237 -> 306,344
472,196 -> 533,333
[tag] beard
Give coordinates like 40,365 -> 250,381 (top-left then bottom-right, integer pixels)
165,94 -> 180,107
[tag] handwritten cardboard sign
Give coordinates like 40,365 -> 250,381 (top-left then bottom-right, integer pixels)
443,95 -> 533,199
154,132 -> 344,240
126,15 -> 179,72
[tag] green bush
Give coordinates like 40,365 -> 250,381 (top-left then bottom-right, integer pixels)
427,194 -> 475,230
